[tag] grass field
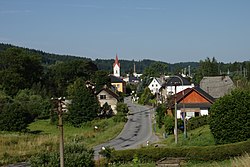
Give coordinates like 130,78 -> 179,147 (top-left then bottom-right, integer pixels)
0,118 -> 125,165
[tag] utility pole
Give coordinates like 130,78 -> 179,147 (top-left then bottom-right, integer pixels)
52,97 -> 66,167
174,83 -> 178,144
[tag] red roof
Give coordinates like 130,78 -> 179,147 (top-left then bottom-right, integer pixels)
113,54 -> 120,67
175,87 -> 215,104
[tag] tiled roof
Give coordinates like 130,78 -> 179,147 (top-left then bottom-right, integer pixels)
170,87 -> 215,109
200,76 -> 235,98
175,87 -> 215,104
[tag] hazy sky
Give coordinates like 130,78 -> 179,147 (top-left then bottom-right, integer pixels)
0,0 -> 250,63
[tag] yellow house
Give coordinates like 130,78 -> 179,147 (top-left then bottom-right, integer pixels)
110,75 -> 126,93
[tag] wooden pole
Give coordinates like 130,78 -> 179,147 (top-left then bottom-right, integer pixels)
174,85 -> 178,144
58,99 -> 65,167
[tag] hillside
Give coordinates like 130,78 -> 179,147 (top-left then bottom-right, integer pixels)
0,43 -> 199,74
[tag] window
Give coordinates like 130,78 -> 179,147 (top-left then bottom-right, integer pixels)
100,95 -> 106,99
152,84 -> 154,87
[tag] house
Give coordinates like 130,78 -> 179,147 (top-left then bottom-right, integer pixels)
159,75 -> 194,103
200,76 -> 235,99
96,85 -> 119,114
148,77 -> 163,94
170,87 -> 215,119
110,75 -> 126,93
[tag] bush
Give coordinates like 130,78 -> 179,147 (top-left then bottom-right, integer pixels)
29,143 -> 95,167
187,115 -> 208,130
114,102 -> 129,122
156,104 -> 167,128
0,102 -> 34,132
110,140 -> 250,163
209,89 -> 250,144
164,115 -> 174,134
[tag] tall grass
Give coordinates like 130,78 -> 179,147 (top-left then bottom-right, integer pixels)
0,118 -> 125,165
232,153 -> 250,167
158,125 -> 215,147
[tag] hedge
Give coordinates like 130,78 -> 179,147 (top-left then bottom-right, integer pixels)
110,140 -> 250,163
187,115 -> 208,130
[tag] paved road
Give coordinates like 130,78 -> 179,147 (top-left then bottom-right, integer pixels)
7,97 -> 158,166
93,97 -> 158,159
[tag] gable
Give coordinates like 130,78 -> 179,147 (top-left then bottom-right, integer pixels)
179,91 -> 210,104
149,78 -> 162,87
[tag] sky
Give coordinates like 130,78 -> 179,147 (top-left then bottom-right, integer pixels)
0,0 -> 250,63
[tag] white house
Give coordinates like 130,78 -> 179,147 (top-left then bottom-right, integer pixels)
163,75 -> 194,96
148,78 -> 163,94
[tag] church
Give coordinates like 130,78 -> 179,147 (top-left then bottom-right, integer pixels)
110,54 -> 126,93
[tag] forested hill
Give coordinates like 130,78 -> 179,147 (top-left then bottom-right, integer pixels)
0,43 -> 91,65
0,43 -> 200,74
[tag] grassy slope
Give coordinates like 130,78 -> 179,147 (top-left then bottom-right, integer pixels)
154,125 -> 250,167
0,118 -> 125,165
158,125 -> 215,147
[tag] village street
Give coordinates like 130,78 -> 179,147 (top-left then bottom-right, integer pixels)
93,96 -> 158,160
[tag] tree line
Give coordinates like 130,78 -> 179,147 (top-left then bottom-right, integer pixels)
0,46 -> 113,131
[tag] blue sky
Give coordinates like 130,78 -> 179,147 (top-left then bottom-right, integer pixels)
0,0 -> 250,63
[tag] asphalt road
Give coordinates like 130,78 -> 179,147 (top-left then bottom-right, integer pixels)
93,97 -> 158,159
7,97 -> 158,166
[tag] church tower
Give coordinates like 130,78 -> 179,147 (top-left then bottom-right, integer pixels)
113,54 -> 120,77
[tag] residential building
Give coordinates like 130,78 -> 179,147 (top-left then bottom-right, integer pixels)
160,75 -> 194,103
148,77 -> 163,94
96,85 -> 119,114
200,76 -> 235,99
110,75 -> 126,93
170,87 -> 215,119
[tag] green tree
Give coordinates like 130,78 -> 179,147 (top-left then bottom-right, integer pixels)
0,48 -> 43,96
67,78 -> 100,127
0,101 -> 34,132
47,60 -> 98,96
138,87 -> 154,105
92,70 -> 111,92
114,102 -> 129,122
15,89 -> 51,119
194,57 -> 219,83
143,62 -> 168,77
164,115 -> 174,135
155,104 -> 167,128
209,89 -> 250,144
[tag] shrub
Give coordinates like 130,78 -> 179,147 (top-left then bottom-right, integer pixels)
164,115 -> 174,134
0,102 -> 34,132
29,143 -> 95,167
156,104 -> 167,128
209,89 -> 250,144
114,103 -> 129,122
110,140 -> 250,163
187,115 -> 208,130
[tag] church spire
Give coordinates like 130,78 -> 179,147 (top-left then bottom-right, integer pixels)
113,54 -> 120,77
113,54 -> 120,67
